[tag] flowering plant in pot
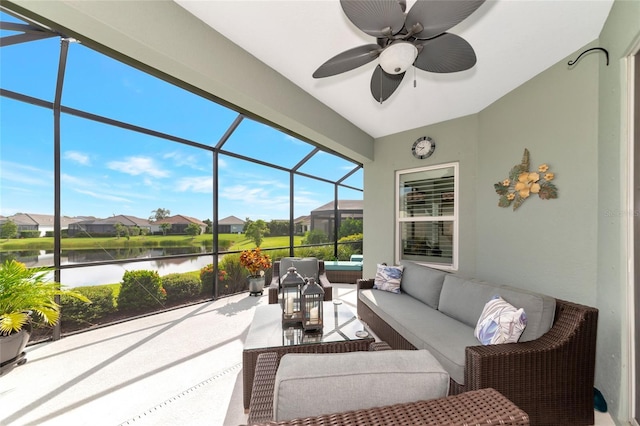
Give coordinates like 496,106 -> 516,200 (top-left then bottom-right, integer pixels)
239,248 -> 272,278
0,259 -> 90,373
239,248 -> 272,296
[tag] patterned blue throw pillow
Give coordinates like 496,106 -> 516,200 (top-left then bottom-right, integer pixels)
474,295 -> 527,345
373,264 -> 404,294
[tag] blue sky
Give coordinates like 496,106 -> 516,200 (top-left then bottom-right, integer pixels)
0,12 -> 362,222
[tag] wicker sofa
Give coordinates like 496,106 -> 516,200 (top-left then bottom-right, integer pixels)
268,258 -> 333,304
247,347 -> 530,426
357,261 -> 599,426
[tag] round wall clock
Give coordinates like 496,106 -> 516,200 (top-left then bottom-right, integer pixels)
412,136 -> 435,159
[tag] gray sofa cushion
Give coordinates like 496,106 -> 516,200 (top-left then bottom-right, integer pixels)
437,275 -> 498,329
273,350 -> 449,421
279,257 -> 318,281
399,261 -> 447,309
360,289 -> 475,384
495,283 -> 556,341
438,275 -> 555,342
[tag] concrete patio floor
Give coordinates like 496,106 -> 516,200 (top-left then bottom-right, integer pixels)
0,283 -> 615,426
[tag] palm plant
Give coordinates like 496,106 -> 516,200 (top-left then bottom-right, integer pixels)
0,259 -> 90,335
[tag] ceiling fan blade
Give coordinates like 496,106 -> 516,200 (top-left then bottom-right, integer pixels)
370,65 -> 405,103
313,44 -> 381,78
340,0 -> 405,38
414,33 -> 477,73
406,0 -> 485,40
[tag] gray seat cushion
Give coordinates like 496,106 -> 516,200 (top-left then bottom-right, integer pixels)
279,257 -> 318,282
359,289 -> 474,384
438,275 -> 556,342
399,261 -> 447,309
273,349 -> 449,421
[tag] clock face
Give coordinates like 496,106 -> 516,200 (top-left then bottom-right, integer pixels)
412,137 -> 435,159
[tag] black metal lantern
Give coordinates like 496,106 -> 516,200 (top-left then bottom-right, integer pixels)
301,277 -> 324,332
281,267 -> 304,326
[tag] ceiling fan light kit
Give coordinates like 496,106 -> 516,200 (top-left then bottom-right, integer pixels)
313,0 -> 485,103
379,41 -> 418,75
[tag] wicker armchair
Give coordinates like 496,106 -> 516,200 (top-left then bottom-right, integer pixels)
356,278 -> 598,426
267,259 -> 332,304
247,349 -> 530,426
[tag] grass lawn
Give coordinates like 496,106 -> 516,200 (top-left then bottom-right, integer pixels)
0,234 -> 303,251
228,236 -> 304,251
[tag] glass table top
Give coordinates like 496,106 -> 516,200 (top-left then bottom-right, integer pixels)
244,301 -> 370,351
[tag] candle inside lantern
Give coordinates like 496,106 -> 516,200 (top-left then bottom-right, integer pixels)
310,307 -> 319,323
286,296 -> 294,315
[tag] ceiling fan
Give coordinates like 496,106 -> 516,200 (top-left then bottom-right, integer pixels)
313,0 -> 485,103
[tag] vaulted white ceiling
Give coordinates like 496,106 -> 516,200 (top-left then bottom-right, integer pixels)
175,0 -> 613,139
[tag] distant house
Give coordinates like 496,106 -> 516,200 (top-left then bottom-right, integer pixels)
219,215 -> 245,234
294,215 -> 310,235
1,213 -> 84,237
310,200 -> 363,240
155,215 -> 207,235
68,215 -> 152,237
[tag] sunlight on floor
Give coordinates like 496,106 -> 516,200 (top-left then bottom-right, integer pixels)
0,284 -> 617,425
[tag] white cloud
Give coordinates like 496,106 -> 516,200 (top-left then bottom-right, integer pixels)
61,173 -> 88,186
220,184 -> 263,201
259,179 -> 288,190
0,161 -> 52,186
107,156 -> 169,178
284,134 -> 307,146
73,188 -> 131,203
176,176 -> 213,193
62,173 -> 158,201
63,151 -> 90,165
163,151 -> 209,171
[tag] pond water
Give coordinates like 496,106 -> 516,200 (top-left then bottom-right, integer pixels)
0,247 -> 215,288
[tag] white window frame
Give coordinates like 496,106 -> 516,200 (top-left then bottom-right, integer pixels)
395,162 -> 459,271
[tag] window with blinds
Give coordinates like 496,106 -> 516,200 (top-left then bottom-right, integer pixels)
396,163 -> 458,270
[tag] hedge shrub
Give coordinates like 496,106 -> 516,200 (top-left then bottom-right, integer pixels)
337,234 -> 363,260
162,273 -> 201,302
61,286 -> 115,328
117,270 -> 165,311
200,264 -> 215,297
19,230 -> 40,238
293,245 -> 334,260
218,254 -> 249,295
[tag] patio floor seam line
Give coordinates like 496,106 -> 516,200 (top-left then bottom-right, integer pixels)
116,362 -> 242,425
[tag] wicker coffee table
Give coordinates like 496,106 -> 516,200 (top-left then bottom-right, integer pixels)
242,301 -> 374,409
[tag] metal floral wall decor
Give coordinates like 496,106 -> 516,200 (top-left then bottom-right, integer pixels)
494,149 -> 558,210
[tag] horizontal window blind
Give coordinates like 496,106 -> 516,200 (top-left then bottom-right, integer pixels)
396,163 -> 458,270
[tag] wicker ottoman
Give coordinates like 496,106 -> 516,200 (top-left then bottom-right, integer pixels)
247,351 -> 530,426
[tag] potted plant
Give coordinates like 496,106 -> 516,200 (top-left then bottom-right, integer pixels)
239,248 -> 272,296
0,259 -> 90,374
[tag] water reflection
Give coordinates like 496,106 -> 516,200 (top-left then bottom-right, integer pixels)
0,247 -> 213,288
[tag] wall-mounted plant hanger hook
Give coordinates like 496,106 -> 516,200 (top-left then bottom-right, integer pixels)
568,47 -> 609,67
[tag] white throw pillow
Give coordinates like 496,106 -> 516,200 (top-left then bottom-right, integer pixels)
474,295 -> 527,345
373,264 -> 404,294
